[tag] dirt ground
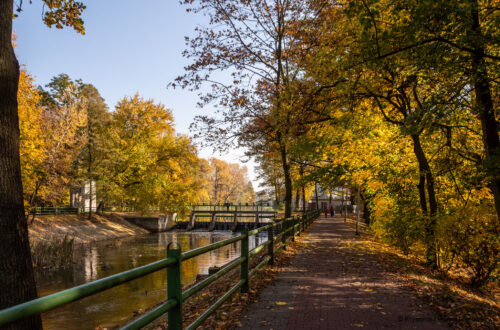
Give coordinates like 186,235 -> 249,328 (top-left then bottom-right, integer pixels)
28,213 -> 149,244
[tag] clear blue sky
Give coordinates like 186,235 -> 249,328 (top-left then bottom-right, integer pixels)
13,0 -> 260,185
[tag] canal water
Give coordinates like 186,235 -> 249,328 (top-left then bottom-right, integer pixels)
36,231 -> 268,329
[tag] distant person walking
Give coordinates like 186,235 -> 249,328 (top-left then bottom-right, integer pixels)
330,206 -> 334,217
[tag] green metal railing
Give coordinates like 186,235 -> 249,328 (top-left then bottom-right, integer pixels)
0,210 -> 321,329
28,207 -> 79,215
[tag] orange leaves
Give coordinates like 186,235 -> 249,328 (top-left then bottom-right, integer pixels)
42,0 -> 86,34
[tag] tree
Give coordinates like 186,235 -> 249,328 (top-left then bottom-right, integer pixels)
37,74 -> 87,206
18,69 -> 46,217
101,94 -> 206,215
287,0 -> 498,277
176,0 -> 315,217
0,2 -> 85,328
347,0 -> 500,219
76,83 -> 111,217
206,158 -> 255,204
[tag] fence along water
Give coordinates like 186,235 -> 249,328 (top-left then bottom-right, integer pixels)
0,210 -> 321,329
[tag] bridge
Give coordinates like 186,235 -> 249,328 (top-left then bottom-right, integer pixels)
0,211 -> 321,329
185,204 -> 277,231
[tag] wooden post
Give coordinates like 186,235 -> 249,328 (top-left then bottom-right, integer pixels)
241,230 -> 249,293
267,226 -> 274,265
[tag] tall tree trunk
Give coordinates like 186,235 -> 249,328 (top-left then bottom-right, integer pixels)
96,201 -> 104,215
278,136 -> 292,218
294,187 -> 300,211
469,0 -> 500,220
88,123 -> 92,220
360,188 -> 371,225
300,165 -> 306,212
416,173 -> 427,214
314,182 -> 319,211
213,166 -> 218,204
274,182 -> 279,205
411,134 -> 438,267
274,7 -> 292,218
0,2 -> 42,328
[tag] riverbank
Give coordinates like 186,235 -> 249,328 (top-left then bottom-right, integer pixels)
28,213 -> 149,244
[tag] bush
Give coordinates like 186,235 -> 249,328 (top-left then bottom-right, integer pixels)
436,206 -> 499,287
380,204 -> 424,255
30,235 -> 75,269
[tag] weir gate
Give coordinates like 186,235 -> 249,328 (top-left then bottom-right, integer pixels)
123,204 -> 278,232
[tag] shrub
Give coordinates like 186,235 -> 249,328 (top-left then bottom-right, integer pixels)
436,205 -> 499,287
30,235 -> 75,269
380,204 -> 424,255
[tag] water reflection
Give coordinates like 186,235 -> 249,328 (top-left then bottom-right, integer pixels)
36,231 -> 267,330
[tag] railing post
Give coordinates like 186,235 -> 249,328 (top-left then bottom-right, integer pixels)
267,226 -> 274,265
167,243 -> 182,330
241,230 -> 249,293
302,214 -> 305,233
291,216 -> 296,242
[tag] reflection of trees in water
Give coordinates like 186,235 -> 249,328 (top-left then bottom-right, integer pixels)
84,246 -> 98,282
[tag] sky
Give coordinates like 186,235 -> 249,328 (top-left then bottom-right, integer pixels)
12,0 -> 261,186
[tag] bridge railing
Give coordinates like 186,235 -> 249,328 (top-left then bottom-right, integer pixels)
0,210 -> 321,329
191,203 -> 275,212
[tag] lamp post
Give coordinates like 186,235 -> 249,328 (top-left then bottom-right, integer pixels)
356,185 -> 360,235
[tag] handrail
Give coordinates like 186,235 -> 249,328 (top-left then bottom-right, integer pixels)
122,299 -> 177,330
181,235 -> 243,260
0,257 -> 177,326
0,209 -> 321,329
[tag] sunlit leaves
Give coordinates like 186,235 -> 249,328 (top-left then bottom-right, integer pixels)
41,0 -> 86,34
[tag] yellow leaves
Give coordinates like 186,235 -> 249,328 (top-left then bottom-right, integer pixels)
205,158 -> 255,205
275,301 -> 287,305
350,323 -> 365,327
18,69 -> 47,204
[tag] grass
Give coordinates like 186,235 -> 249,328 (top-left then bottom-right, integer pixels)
30,235 -> 74,270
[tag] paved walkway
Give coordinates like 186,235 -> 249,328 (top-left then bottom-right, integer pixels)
239,215 -> 448,329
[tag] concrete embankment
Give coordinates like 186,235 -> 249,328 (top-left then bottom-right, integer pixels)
121,215 -> 176,233
28,213 -> 149,244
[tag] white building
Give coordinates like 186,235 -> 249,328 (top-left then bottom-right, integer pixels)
70,180 -> 97,212
307,186 -> 352,212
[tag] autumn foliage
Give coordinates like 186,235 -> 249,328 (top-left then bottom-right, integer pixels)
177,0 -> 499,287
17,72 -> 255,218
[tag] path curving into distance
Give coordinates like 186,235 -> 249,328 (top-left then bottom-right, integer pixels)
239,215 -> 448,330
